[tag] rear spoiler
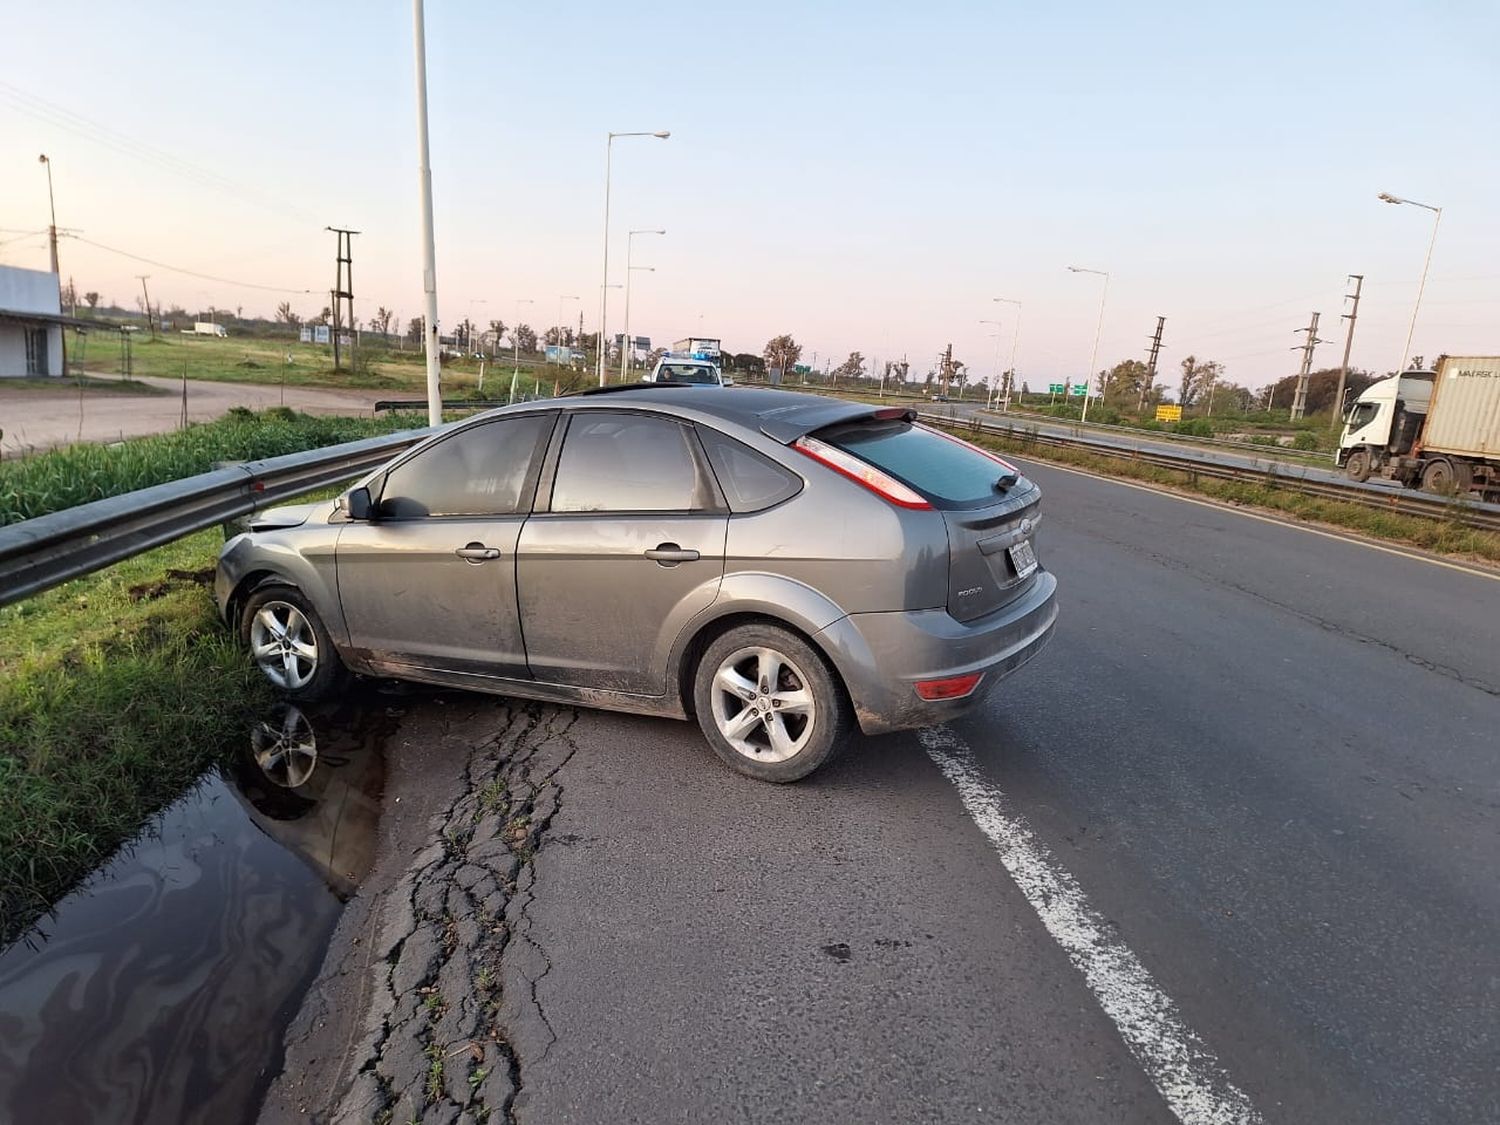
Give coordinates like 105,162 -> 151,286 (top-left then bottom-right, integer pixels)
758,403 -> 916,444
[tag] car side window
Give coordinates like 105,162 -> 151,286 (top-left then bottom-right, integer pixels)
697,427 -> 802,513
550,413 -> 709,513
378,414 -> 551,518
1349,402 -> 1378,430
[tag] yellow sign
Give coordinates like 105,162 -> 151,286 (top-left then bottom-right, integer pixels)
1155,404 -> 1183,422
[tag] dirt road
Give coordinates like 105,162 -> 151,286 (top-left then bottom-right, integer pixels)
0,377 -> 389,454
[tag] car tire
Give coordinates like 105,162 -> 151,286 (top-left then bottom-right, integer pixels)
1345,449 -> 1371,483
239,584 -> 347,702
693,623 -> 852,783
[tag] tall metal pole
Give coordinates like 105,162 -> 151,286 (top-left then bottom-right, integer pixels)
1398,207 -> 1441,375
137,275 -> 156,339
597,135 -> 614,386
994,297 -> 1022,411
1067,267 -> 1110,424
1290,312 -> 1323,421
39,155 -> 58,275
1331,274 -> 1363,430
412,0 -> 443,426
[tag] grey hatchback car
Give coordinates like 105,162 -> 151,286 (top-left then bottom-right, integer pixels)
217,386 -> 1057,781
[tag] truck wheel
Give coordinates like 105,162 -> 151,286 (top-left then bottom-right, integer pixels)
1420,459 -> 1459,496
1345,450 -> 1371,483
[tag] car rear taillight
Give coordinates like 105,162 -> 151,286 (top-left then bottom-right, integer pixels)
793,435 -> 933,510
914,673 -> 985,701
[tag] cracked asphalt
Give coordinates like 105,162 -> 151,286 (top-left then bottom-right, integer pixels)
258,459 -> 1499,1125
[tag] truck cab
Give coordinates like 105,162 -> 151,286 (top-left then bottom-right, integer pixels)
1337,371 -> 1432,484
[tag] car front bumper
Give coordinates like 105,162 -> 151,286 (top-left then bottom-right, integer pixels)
815,570 -> 1058,736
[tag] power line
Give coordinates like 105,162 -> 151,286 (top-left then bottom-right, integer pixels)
0,79 -> 318,222
63,233 -> 314,294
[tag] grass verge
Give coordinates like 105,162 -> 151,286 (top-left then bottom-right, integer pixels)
968,427 -> 1500,563
0,375 -> 166,395
0,406 -> 426,524
0,528 -> 273,944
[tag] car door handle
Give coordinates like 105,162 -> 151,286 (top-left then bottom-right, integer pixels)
644,543 -> 699,564
456,543 -> 502,562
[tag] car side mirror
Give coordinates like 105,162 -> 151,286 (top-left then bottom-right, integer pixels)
345,486 -> 373,520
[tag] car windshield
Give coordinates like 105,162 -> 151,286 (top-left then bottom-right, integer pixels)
656,363 -> 718,385
815,419 -> 1015,507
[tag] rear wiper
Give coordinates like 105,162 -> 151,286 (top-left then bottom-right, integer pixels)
994,471 -> 1019,493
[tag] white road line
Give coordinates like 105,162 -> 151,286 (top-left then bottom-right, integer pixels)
920,725 -> 1262,1125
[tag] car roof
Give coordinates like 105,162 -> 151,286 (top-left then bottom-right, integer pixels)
502,385 -> 907,444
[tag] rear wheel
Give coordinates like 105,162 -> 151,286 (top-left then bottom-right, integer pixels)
693,624 -> 851,783
1345,449 -> 1371,483
240,584 -> 346,702
1421,458 -> 1460,496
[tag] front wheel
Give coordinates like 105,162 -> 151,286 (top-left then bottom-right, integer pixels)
693,624 -> 852,783
1345,449 -> 1371,483
239,584 -> 347,702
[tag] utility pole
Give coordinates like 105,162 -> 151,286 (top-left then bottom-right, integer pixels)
326,226 -> 358,372
1331,274 -> 1363,431
1290,312 -> 1325,421
940,343 -> 954,396
136,275 -> 156,340
1141,315 -> 1166,413
39,154 -> 66,376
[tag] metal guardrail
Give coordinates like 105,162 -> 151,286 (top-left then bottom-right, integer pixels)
0,427 -> 437,608
921,412 -> 1500,533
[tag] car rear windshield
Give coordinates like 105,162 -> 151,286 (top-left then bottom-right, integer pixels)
656,364 -> 719,385
815,419 -> 1017,508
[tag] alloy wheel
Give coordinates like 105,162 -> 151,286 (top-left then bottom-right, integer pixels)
710,646 -> 816,763
249,600 -> 319,691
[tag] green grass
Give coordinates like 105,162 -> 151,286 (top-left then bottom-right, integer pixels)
72,331 -> 563,397
0,375 -> 166,395
0,407 -> 426,525
0,528 -> 274,943
970,428 -> 1500,563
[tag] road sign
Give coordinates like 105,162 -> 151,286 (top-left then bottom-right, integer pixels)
1155,404 -> 1183,422
1068,384 -> 1087,397
1048,383 -> 1066,395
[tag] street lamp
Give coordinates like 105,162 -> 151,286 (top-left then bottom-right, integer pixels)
622,228 -> 664,380
979,319 -> 1003,408
557,294 -> 580,361
1067,267 -> 1110,423
993,297 -> 1022,410
37,154 -> 58,275
509,297 -> 533,404
1379,192 -> 1443,375
598,130 -> 670,386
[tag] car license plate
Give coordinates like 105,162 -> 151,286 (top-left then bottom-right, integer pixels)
1008,539 -> 1038,579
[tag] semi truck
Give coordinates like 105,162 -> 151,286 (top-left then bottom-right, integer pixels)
1337,355 -> 1500,501
672,336 -> 720,359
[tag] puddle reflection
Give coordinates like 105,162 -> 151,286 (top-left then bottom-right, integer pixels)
0,699 -> 391,1125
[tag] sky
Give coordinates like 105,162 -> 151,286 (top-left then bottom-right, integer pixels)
1,0 -> 1496,392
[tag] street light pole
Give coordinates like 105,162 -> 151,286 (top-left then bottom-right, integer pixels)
621,229 -> 664,380
598,130 -> 670,386
557,294 -> 580,363
411,0 -> 443,426
510,297 -> 533,403
979,319 -> 1003,408
37,154 -> 58,275
1379,192 -> 1443,375
993,297 -> 1022,411
1067,267 -> 1110,423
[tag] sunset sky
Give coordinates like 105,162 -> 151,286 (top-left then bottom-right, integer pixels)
1,0 -> 1495,390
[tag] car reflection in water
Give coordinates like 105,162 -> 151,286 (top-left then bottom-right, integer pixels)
0,700 -> 388,1125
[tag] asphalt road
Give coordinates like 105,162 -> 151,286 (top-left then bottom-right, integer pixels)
260,457 -> 1499,1124
0,376 -> 384,453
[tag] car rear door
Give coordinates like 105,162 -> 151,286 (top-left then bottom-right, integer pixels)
516,409 -> 728,695
335,412 -> 555,677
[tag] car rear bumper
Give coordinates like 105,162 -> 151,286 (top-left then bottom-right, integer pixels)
815,571 -> 1058,736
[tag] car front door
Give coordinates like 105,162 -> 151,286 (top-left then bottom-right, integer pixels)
335,412 -> 555,678
516,409 -> 728,695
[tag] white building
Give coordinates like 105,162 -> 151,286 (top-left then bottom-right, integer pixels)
0,265 -> 69,377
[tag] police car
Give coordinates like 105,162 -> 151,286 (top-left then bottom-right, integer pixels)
642,351 -> 730,387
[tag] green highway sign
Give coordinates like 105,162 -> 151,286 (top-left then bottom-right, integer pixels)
1048,383 -> 1066,394
1068,384 -> 1087,397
